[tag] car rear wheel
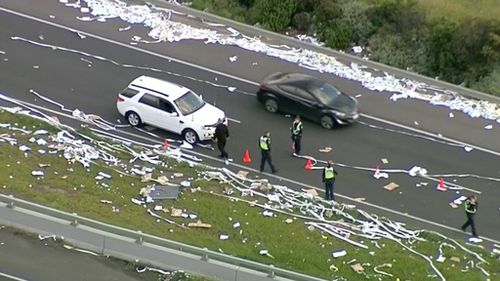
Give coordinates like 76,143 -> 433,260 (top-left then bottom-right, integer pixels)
126,111 -> 142,127
183,129 -> 199,145
320,115 -> 334,129
264,98 -> 279,113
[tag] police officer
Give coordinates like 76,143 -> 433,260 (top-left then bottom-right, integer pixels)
322,160 -> 338,201
291,115 -> 303,156
214,118 -> 229,163
461,195 -> 478,237
259,131 -> 277,173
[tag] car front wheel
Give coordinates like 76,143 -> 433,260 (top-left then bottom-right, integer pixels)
264,98 -> 279,113
183,129 -> 199,145
320,115 -> 334,129
126,111 -> 142,127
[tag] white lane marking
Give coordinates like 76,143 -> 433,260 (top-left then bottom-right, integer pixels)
0,7 -> 258,87
1,6 -> 498,155
362,113 -> 500,157
5,97 -> 500,245
0,271 -> 29,281
226,117 -> 240,124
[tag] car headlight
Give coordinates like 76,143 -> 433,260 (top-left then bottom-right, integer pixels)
333,111 -> 346,117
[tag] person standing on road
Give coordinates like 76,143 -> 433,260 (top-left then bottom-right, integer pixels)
214,118 -> 230,164
259,131 -> 277,173
322,160 -> 338,201
290,115 -> 303,156
461,195 -> 478,237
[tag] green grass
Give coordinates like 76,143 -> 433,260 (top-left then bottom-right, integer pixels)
415,0 -> 500,22
0,109 -> 499,280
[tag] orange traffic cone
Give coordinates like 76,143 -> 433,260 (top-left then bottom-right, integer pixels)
374,165 -> 380,175
162,139 -> 169,150
305,158 -> 313,170
437,178 -> 446,191
243,149 -> 251,164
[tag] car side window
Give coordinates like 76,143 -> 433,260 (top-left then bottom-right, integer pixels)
138,93 -> 160,109
120,87 -> 139,98
279,85 -> 313,101
159,98 -> 176,114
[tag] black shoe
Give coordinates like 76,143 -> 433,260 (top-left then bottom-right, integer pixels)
271,170 -> 278,174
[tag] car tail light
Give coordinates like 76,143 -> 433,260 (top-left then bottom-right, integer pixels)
117,96 -> 125,103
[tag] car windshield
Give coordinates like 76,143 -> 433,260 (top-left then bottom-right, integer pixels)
307,81 -> 341,105
174,91 -> 205,115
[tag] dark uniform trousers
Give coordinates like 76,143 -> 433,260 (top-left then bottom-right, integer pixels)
292,135 -> 301,155
217,139 -> 228,159
461,213 -> 477,236
324,179 -> 335,201
260,150 -> 276,173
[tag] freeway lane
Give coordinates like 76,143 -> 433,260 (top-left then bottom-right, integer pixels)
0,5 -> 499,244
0,226 -> 155,281
1,0 -> 499,152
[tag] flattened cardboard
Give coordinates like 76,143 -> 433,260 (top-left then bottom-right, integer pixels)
384,182 -> 399,191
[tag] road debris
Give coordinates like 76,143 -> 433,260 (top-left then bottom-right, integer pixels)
219,233 -> 229,240
332,250 -> 347,258
318,147 -> 332,153
31,170 -> 44,177
188,220 -> 212,229
374,263 -> 393,277
350,263 -> 364,273
384,182 -> 399,191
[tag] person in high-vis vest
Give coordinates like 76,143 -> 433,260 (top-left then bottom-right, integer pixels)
290,115 -> 303,156
461,195 -> 478,237
259,131 -> 277,173
322,160 -> 338,201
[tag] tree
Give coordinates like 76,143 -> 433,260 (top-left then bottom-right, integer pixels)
250,0 -> 298,32
424,21 -> 466,83
323,20 -> 353,49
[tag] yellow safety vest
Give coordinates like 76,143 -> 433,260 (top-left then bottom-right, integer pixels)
292,121 -> 302,135
324,167 -> 335,179
260,136 -> 269,150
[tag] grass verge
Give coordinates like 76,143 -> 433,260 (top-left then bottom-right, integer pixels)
0,108 -> 498,280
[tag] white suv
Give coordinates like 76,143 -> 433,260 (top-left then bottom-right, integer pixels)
117,75 -> 225,144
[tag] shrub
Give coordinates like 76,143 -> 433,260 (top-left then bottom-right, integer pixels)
423,20 -> 467,84
471,63 -> 500,96
292,12 -> 313,33
338,0 -> 376,45
250,0 -> 299,32
191,0 -> 247,22
369,30 -> 426,71
314,0 -> 342,34
322,19 -> 354,49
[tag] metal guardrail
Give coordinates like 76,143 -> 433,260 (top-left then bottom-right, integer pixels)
0,194 -> 327,281
155,0 -> 500,104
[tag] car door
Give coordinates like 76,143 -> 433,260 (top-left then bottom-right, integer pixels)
278,84 -> 318,120
276,84 -> 302,113
137,93 -> 160,125
157,98 -> 183,134
137,94 -> 182,134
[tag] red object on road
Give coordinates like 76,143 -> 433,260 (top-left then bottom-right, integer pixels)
243,149 -> 252,164
305,158 -> 313,170
437,178 -> 446,191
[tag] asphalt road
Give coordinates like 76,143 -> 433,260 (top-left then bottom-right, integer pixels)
0,226 -> 155,281
0,0 -> 499,248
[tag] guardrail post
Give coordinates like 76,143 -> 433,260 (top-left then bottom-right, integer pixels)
70,213 -> 79,226
136,231 -> 143,244
267,264 -> 275,278
201,247 -> 209,261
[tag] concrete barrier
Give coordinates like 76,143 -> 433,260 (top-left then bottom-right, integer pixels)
0,194 -> 327,281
